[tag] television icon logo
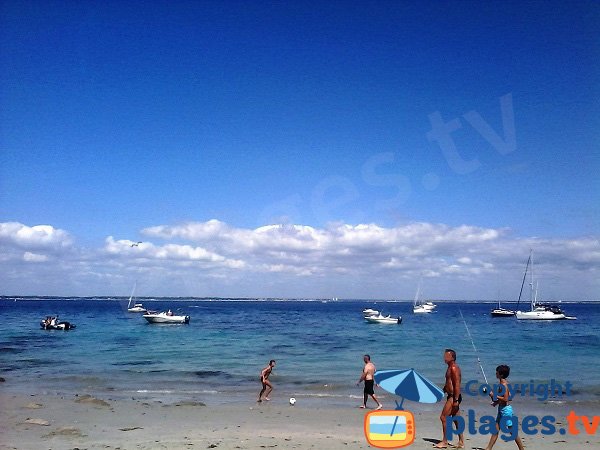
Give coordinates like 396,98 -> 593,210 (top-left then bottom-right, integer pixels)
364,410 -> 415,448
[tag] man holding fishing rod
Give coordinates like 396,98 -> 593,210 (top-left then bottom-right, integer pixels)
435,348 -> 465,449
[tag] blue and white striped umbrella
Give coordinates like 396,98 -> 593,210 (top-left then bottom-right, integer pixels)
374,368 -> 445,410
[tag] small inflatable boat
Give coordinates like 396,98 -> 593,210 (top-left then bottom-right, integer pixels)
40,318 -> 76,330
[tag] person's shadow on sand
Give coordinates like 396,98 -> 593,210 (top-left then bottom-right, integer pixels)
422,437 -> 472,448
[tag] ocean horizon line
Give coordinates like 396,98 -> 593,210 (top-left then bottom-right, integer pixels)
1,295 -> 598,303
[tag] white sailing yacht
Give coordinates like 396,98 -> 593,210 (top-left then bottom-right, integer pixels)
127,281 -> 147,313
413,278 -> 435,314
515,251 -> 567,320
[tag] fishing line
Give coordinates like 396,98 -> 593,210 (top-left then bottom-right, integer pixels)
459,308 -> 489,389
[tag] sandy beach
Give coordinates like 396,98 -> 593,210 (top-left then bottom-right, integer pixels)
1,391 -> 597,450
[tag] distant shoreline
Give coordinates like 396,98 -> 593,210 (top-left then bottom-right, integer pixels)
2,296 -> 599,303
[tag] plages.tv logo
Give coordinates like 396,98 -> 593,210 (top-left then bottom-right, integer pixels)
364,410 -> 416,448
364,368 -> 446,448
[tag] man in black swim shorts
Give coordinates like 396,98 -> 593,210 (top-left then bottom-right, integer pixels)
436,349 -> 464,449
357,354 -> 382,409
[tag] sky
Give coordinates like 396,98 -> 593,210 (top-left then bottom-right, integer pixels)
1,1 -> 599,299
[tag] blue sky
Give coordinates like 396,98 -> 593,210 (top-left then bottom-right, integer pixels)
1,1 -> 598,299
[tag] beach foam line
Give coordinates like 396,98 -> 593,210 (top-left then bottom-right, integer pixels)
292,393 -> 364,399
135,389 -> 219,394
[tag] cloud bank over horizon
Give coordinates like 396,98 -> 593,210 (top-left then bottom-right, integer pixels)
1,220 -> 598,300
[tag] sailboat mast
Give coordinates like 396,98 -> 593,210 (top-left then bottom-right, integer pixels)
515,252 -> 531,310
128,281 -> 137,309
530,251 -> 535,310
413,278 -> 422,307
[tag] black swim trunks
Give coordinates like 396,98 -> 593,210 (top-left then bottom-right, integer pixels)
447,393 -> 462,404
364,379 -> 375,395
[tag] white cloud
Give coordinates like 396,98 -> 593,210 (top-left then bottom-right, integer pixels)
103,236 -> 246,268
138,220 -> 600,292
0,220 -> 598,299
0,222 -> 72,251
23,252 -> 49,262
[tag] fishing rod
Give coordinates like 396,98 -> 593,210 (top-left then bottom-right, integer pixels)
458,308 -> 489,388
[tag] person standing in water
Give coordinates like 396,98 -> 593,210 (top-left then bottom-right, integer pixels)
357,354 -> 383,410
258,360 -> 276,402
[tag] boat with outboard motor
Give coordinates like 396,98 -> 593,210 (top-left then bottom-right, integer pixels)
364,313 -> 402,324
40,316 -> 76,330
143,310 -> 190,324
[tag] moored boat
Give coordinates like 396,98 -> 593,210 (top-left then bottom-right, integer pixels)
413,279 -> 434,314
127,281 -> 147,313
364,313 -> 402,324
515,251 -> 573,320
490,306 -> 515,317
40,316 -> 76,330
143,311 -> 190,324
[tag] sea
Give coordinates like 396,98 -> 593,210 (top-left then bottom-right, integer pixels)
1,298 -> 599,412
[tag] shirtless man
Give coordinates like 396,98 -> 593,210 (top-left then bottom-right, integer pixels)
257,360 -> 275,402
436,349 -> 464,448
356,354 -> 382,410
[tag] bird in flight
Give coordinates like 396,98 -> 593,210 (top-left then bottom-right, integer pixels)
130,241 -> 142,247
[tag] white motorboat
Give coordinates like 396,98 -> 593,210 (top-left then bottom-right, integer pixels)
143,311 -> 190,324
515,251 -> 572,320
364,313 -> 402,324
362,308 -> 379,316
127,281 -> 147,313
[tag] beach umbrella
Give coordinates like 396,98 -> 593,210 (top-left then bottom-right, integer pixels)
374,368 -> 444,410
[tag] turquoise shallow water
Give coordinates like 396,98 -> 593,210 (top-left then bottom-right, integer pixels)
1,298 -> 598,409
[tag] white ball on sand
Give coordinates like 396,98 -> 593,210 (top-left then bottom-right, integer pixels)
289,397 -> 296,405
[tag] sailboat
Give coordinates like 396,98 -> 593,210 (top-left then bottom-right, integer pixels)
490,299 -> 515,317
413,278 -> 435,314
127,282 -> 147,313
515,251 -> 570,320
491,280 -> 516,317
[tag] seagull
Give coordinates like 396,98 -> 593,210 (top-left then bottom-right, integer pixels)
130,241 -> 142,247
